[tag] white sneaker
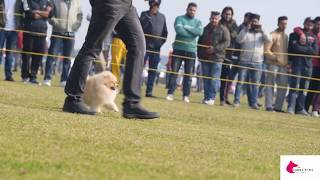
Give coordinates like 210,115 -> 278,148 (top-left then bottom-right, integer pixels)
60,81 -> 66,87
183,96 -> 190,103
43,80 -> 51,87
203,99 -> 215,106
166,94 -> 174,101
311,111 -> 319,118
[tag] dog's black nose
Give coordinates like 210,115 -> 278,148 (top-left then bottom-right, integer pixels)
110,87 -> 116,91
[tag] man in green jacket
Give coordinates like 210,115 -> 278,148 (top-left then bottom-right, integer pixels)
166,2 -> 203,103
0,0 -> 22,81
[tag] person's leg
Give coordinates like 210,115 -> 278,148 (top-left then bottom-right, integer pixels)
60,37 -> 75,82
115,5 -> 159,118
167,50 -> 183,95
225,62 -> 239,103
220,63 -> 230,103
296,66 -> 312,112
234,65 -> 248,105
0,30 -> 6,66
182,51 -> 195,97
312,94 -> 320,112
274,66 -> 289,111
265,64 -> 277,109
30,35 -> 46,82
146,51 -> 160,96
304,68 -> 318,111
211,62 -> 222,101
287,65 -> 301,113
249,64 -> 263,107
201,62 -> 210,100
4,31 -> 18,80
21,33 -> 33,80
65,0 -> 128,101
44,36 -> 61,81
111,38 -> 125,81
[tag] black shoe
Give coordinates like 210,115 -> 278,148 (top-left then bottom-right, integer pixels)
266,107 -> 274,112
29,79 -> 41,85
123,102 -> 159,119
145,93 -> 156,98
63,97 -> 96,115
274,109 -> 286,113
5,77 -> 14,82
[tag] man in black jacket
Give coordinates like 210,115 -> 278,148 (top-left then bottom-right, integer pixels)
287,17 -> 319,116
140,0 -> 167,97
63,0 -> 159,119
21,0 -> 52,85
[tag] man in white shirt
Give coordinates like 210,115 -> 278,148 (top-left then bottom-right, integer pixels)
0,0 -> 22,81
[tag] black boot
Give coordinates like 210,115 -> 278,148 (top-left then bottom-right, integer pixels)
63,96 -> 96,115
123,102 -> 159,119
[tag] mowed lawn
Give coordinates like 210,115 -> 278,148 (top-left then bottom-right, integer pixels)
0,72 -> 320,180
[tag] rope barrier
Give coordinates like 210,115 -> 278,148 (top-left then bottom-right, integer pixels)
2,48 -> 320,94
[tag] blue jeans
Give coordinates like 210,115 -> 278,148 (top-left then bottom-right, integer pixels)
288,64 -> 312,112
167,49 -> 195,97
201,61 -> 222,100
0,30 -> 18,79
44,33 -> 75,82
145,51 -> 161,95
234,63 -> 263,106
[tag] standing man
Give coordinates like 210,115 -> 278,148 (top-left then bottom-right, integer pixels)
0,0 -> 22,81
63,0 -> 159,119
234,13 -> 269,109
140,0 -> 168,98
287,17 -> 318,116
21,0 -> 52,85
264,16 -> 289,112
43,0 -> 83,87
219,6 -> 239,106
198,11 -> 230,105
166,2 -> 203,103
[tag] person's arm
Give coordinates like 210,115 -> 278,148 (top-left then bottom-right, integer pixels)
72,7 -> 83,32
184,20 -> 203,37
33,3 -> 52,19
290,33 -> 316,55
139,11 -> 152,33
309,36 -> 319,55
230,22 -> 239,41
174,16 -> 192,37
214,27 -> 231,52
264,33 -> 278,62
160,16 -> 168,46
236,29 -> 248,44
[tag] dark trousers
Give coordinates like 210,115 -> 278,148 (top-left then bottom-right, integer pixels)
44,33 -> 75,82
220,63 -> 231,102
305,67 -> 320,112
145,51 -> 161,95
167,49 -> 195,97
65,0 -> 145,104
21,33 -> 46,80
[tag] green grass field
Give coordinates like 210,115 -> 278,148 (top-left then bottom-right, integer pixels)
0,72 -> 320,180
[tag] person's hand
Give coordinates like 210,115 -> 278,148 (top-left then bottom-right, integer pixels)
287,64 -> 292,73
206,46 -> 215,54
299,34 -> 307,45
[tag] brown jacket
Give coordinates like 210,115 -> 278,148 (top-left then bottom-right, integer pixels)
0,0 -> 22,29
265,29 -> 289,66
